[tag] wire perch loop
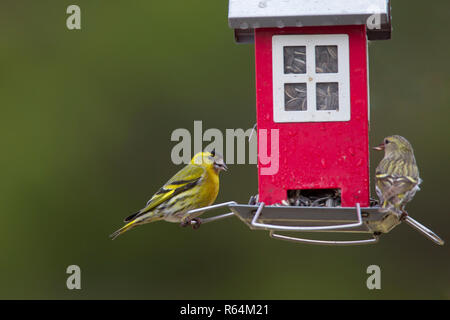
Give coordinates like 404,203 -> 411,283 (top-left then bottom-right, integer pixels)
185,200 -> 444,247
251,202 -> 379,245
404,216 -> 445,246
269,231 -> 379,246
186,201 -> 237,225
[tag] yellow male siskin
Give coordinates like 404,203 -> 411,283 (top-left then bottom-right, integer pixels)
373,135 -> 421,220
110,150 -> 227,239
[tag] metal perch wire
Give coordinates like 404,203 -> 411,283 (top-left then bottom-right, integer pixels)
186,200 -> 444,246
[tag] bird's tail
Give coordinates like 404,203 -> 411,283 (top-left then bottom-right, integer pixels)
109,219 -> 139,240
110,212 -> 162,240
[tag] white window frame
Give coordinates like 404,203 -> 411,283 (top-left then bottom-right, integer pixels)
272,34 -> 350,123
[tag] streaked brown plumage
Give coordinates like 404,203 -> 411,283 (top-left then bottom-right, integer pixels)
374,135 -> 421,219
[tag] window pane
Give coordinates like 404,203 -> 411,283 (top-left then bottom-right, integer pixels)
316,83 -> 339,111
315,46 -> 338,73
284,46 -> 306,74
284,83 -> 307,111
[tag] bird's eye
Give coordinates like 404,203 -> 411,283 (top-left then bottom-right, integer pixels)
384,139 -> 390,144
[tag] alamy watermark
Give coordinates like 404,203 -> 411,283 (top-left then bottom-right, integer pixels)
66,5 -> 81,30
64,5 -> 384,34
366,265 -> 381,290
170,121 -> 279,175
366,4 -> 384,30
66,265 -> 81,290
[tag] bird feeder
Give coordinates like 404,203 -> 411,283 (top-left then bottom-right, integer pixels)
187,0 -> 443,246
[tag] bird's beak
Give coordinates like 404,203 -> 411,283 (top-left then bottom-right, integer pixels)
373,143 -> 385,151
214,162 -> 228,172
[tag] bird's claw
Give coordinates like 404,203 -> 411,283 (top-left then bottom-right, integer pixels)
190,218 -> 202,230
399,211 -> 408,221
180,220 -> 190,228
180,218 -> 202,230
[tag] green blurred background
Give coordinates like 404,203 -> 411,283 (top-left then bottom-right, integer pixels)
0,1 -> 448,299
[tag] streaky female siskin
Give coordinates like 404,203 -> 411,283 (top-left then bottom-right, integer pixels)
110,150 -> 227,239
373,135 -> 421,220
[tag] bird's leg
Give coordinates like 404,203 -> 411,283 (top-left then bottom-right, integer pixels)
179,217 -> 202,229
180,219 -> 191,228
190,218 -> 202,230
399,209 -> 408,221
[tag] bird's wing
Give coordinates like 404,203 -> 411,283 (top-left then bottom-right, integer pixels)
375,156 -> 420,202
375,173 -> 419,205
376,157 -> 419,180
124,164 -> 206,222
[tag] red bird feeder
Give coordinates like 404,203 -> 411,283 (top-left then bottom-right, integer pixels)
186,0 -> 444,246
255,26 -> 370,208
229,0 -> 392,207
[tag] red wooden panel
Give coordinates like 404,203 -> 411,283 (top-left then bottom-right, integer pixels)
255,25 -> 370,207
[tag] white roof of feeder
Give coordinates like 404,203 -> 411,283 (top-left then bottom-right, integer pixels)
228,0 -> 391,43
